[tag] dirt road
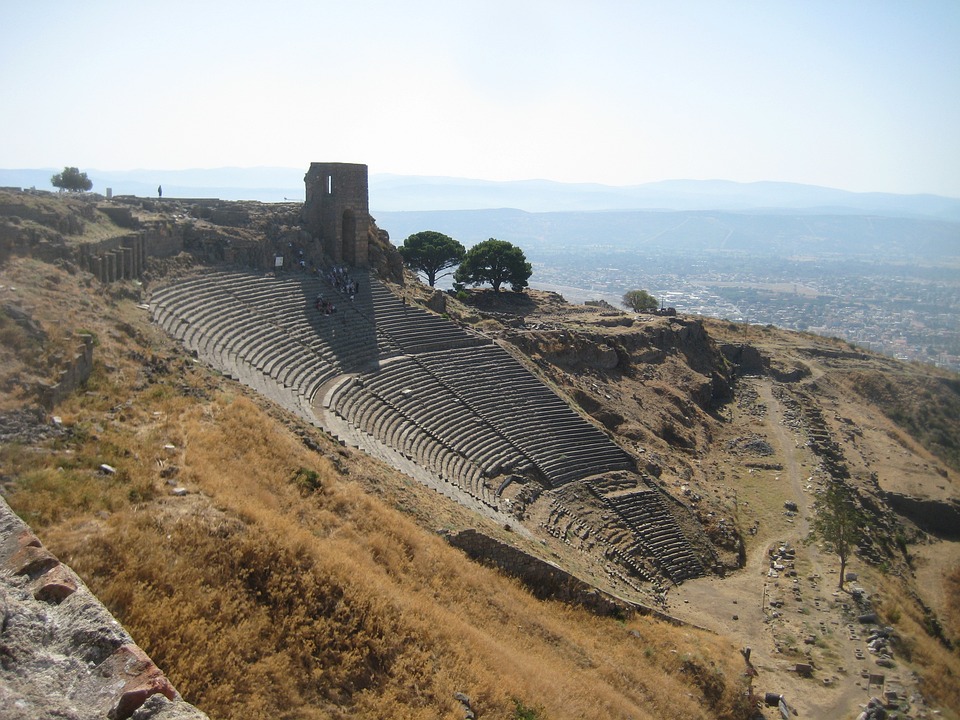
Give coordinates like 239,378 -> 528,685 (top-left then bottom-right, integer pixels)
667,378 -> 897,719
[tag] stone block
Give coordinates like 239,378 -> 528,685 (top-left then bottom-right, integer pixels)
73,643 -> 177,719
30,562 -> 79,603
8,543 -> 59,578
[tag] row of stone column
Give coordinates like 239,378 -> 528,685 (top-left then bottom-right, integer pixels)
82,234 -> 146,283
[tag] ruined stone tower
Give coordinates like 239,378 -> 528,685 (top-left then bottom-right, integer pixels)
301,162 -> 369,267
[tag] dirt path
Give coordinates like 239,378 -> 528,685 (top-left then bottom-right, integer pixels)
667,378 -> 883,718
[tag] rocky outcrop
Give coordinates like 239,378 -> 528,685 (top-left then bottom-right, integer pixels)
0,497 -> 209,720
883,492 -> 960,539
367,226 -> 404,284
36,333 -> 95,410
505,329 -> 621,371
720,343 -> 764,376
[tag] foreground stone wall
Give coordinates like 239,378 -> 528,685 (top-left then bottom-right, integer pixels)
0,497 -> 209,720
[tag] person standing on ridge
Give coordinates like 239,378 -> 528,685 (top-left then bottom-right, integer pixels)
157,185 -> 162,198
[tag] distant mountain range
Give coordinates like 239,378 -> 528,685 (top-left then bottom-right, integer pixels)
0,167 -> 307,204
373,208 -> 960,263
2,166 -> 959,221
369,175 -> 960,221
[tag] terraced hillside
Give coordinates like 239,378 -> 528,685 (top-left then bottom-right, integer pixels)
150,269 -> 708,585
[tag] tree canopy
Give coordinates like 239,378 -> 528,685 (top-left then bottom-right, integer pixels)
454,238 -> 532,292
398,231 -> 465,287
623,289 -> 659,312
50,167 -> 93,192
809,481 -> 865,590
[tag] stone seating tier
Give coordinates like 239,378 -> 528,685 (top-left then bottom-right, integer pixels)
152,269 -> 702,581
600,491 -> 704,582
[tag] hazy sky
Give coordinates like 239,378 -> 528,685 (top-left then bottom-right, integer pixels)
3,1 -> 959,196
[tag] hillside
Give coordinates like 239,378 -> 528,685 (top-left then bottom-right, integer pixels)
1,190 -> 959,720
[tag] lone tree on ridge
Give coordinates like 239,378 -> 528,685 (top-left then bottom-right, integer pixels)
399,231 -> 465,287
809,481 -> 865,590
623,289 -> 658,312
51,166 -> 93,193
454,238 -> 532,292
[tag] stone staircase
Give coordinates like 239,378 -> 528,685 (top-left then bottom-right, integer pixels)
595,489 -> 704,583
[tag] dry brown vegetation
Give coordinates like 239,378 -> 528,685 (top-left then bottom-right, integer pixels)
49,395 -> 751,720
873,571 -> 960,713
946,567 -> 960,643
845,369 -> 960,471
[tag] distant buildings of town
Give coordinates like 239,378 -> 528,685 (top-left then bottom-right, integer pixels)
529,249 -> 960,372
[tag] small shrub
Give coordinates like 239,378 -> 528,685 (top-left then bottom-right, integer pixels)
512,699 -> 544,719
291,467 -> 322,495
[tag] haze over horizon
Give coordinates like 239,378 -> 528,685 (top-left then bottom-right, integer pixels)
3,1 -> 959,198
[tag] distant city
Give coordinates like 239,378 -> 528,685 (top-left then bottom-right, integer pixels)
528,249 -> 960,371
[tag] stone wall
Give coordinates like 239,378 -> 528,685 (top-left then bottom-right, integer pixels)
99,204 -> 139,229
36,333 -> 94,410
720,343 -> 765,376
0,497 -> 209,719
79,233 -> 148,282
141,219 -> 187,259
446,529 -> 681,623
78,215 -> 188,282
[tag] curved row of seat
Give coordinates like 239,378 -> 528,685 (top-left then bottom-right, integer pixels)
151,270 -> 398,411
324,373 -> 500,506
151,268 -> 704,583
357,357 -> 531,472
417,345 -> 634,487
540,500 -> 664,591
153,270 -> 634,490
366,281 -> 488,355
599,490 -> 704,582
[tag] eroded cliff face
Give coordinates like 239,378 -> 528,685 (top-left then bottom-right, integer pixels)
501,314 -> 734,457
366,224 -> 404,284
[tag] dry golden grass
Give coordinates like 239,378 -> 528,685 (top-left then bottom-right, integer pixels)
945,566 -> 960,644
27,384 -> 752,720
